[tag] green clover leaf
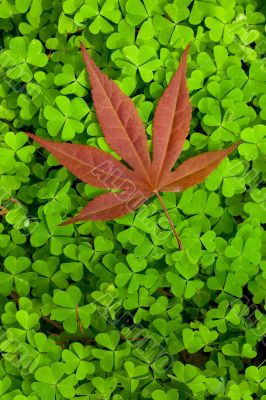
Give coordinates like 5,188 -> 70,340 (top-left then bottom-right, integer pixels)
75,0 -> 121,34
244,188 -> 266,223
51,286 -> 96,333
106,19 -> 135,49
154,7 -> 194,48
31,257 -> 68,296
112,45 -> 161,82
115,254 -> 147,293
204,6 -> 235,44
29,213 -> 75,255
0,37 -> 48,82
4,132 -> 35,163
178,189 -> 223,231
92,330 -> 131,372
62,343 -> 95,380
227,62 -> 266,102
32,362 -> 78,399
205,157 -> 245,197
239,125 -> 266,160
16,310 -> 39,331
225,236 -> 261,273
54,64 -> 88,97
44,95 -> 89,140
114,360 -> 150,393
166,254 -> 204,299
126,0 -> 164,26
0,256 -> 35,296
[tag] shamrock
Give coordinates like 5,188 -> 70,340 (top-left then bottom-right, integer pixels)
37,179 -> 72,215
227,61 -> 266,102
0,0 -> 17,18
245,365 -> 266,390
227,382 -> 253,399
154,2 -> 194,48
239,125 -> 266,160
115,254 -> 147,293
125,0 -> 165,26
16,309 -> 39,331
43,95 -> 89,140
115,360 -> 150,393
178,188 -> 223,231
194,51 -> 217,78
92,330 -> 131,372
122,284 -> 157,310
169,361 -> 206,394
205,157 -> 245,197
26,43 -> 238,250
149,296 -> 168,316
222,340 -> 256,358
31,257 -> 68,296
0,37 -> 48,82
32,362 -> 78,399
207,270 -> 249,298
244,188 -> 266,223
205,299 -> 249,336
19,331 -> 61,374
62,343 -> 95,380
60,261 -> 83,282
225,236 -> 261,274
106,19 -> 135,49
198,97 -> 255,142
204,5 -> 236,43
74,0 -> 121,34
200,230 -> 216,252
17,71 -> 59,121
206,79 -> 242,101
54,64 -> 88,97
182,326 -> 218,353
4,132 -> 35,163
166,253 -> 204,299
91,376 -> 117,398
205,300 -> 230,333
111,45 -> 161,83
0,256 -> 36,296
0,88 -> 17,122
51,286 -> 96,333
29,212 -> 75,255
188,0 -> 217,25
15,0 -> 36,13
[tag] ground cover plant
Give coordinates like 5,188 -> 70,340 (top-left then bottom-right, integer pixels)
26,43 -> 238,250
0,0 -> 266,399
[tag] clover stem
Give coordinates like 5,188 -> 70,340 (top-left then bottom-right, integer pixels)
154,191 -> 182,250
76,306 -> 86,339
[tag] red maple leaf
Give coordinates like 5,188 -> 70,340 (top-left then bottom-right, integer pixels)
26,43 -> 238,249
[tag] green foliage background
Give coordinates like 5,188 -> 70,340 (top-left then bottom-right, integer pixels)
0,0 -> 266,398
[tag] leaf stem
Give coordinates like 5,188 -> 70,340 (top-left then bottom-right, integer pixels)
154,191 -> 182,250
76,306 -> 86,339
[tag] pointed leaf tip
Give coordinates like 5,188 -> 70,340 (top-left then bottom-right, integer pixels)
152,45 -> 192,186
160,142 -> 239,192
61,191 -> 147,224
80,43 -> 152,186
25,132 -> 147,192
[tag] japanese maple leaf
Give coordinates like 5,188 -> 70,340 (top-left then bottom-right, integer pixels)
26,43 -> 238,249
